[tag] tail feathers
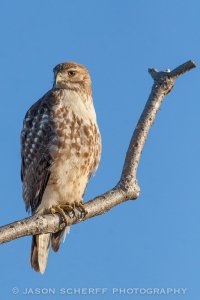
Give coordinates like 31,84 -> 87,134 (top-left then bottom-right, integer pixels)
51,226 -> 70,252
30,227 -> 70,273
30,236 -> 39,272
30,234 -> 50,274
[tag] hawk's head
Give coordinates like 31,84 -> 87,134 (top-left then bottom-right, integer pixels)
53,62 -> 91,95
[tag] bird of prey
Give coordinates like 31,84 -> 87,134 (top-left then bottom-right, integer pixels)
21,62 -> 101,273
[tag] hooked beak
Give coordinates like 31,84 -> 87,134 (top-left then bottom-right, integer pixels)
54,72 -> 63,88
55,72 -> 63,84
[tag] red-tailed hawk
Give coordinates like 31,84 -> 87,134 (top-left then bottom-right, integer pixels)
21,62 -> 101,273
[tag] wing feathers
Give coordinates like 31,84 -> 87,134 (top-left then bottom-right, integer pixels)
21,90 -> 60,213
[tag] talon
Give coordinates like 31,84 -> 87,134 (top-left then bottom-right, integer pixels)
50,204 -> 76,224
61,204 -> 75,218
75,200 -> 88,219
50,201 -> 87,222
50,205 -> 68,224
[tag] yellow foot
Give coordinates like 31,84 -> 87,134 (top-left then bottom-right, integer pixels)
50,204 -> 75,224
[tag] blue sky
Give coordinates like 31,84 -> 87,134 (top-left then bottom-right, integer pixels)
0,0 -> 199,299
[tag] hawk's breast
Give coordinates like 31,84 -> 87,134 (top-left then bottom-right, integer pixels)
46,89 -> 101,204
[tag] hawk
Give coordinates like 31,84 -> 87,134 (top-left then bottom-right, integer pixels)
21,62 -> 101,273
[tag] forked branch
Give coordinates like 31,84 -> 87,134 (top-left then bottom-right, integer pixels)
0,60 -> 196,244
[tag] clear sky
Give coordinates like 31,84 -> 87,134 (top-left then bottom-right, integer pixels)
0,0 -> 199,299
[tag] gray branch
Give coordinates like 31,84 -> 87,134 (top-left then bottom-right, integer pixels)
0,60 -> 196,244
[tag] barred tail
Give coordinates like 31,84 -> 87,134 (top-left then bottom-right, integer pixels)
30,234 -> 50,274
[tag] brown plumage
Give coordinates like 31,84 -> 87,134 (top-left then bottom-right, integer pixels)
21,62 -> 101,273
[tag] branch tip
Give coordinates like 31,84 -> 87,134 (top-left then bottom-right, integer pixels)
148,60 -> 196,81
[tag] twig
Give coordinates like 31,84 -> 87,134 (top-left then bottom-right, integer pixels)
0,60 -> 196,244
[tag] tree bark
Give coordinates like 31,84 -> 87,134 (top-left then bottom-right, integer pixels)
0,60 -> 196,244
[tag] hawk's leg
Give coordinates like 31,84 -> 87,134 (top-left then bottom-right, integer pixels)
50,204 -> 75,224
73,199 -> 88,219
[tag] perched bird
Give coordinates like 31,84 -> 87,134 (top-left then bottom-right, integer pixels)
21,62 -> 101,273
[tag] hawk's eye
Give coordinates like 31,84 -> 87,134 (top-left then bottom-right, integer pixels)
68,70 -> 76,77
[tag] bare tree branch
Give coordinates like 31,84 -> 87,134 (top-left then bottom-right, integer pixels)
0,60 -> 196,245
